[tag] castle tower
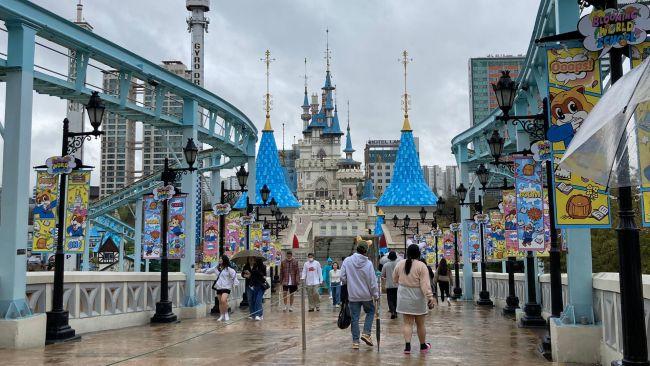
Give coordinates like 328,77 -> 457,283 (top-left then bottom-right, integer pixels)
301,58 -> 311,130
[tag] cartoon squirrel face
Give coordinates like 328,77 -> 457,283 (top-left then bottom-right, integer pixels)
550,86 -> 594,131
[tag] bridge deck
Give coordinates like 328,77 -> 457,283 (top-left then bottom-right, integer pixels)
0,294 -> 579,365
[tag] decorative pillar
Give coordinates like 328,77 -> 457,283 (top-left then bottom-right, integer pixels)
563,229 -> 593,323
457,146 -> 473,300
118,235 -> 124,272
134,198 -> 143,272
82,224 -> 91,271
181,98 -> 199,307
0,21 -> 38,320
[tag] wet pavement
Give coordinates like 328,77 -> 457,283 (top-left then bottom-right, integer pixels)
0,293 -> 587,366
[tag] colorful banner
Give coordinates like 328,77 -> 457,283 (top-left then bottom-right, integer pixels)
32,172 -> 59,252
167,195 -> 187,259
466,220 -> 481,263
630,40 -> 650,226
64,171 -> 90,253
202,211 -> 219,263
225,211 -> 245,258
514,157 -> 546,252
488,210 -> 506,260
142,195 -> 162,259
250,222 -> 264,249
502,189 -> 520,256
442,230 -> 455,262
546,45 -> 611,227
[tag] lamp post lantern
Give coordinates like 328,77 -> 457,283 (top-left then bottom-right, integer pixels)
151,139 -> 198,324
46,92 -> 105,343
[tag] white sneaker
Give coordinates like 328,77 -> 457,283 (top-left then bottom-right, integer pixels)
224,313 -> 230,321
254,316 -> 262,321
217,315 -> 224,322
289,306 -> 294,312
447,298 -> 451,306
284,305 -> 288,312
248,315 -> 254,320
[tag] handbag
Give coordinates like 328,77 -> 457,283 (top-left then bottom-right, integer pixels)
261,279 -> 270,291
211,267 -> 225,291
337,301 -> 351,329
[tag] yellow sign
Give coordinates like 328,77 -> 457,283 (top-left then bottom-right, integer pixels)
546,46 -> 611,227
64,171 -> 90,253
32,172 -> 59,252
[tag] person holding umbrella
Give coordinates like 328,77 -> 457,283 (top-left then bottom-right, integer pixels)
393,244 -> 435,355
234,250 -> 268,321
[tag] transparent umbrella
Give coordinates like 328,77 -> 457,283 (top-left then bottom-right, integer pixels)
559,56 -> 650,188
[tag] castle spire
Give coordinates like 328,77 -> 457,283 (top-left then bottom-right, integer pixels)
325,28 -> 331,72
344,100 -> 355,155
261,49 -> 275,131
400,50 -> 412,132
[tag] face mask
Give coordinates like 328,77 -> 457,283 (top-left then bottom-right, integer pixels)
308,258 -> 314,262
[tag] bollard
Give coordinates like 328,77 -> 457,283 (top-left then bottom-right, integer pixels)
301,285 -> 306,351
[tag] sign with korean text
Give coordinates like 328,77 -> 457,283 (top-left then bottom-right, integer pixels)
488,210 -> 506,260
225,211 -> 245,258
465,220 -> 481,263
32,171 -> 59,252
142,195 -> 162,259
546,45 -> 611,227
442,229 -> 455,262
502,189 -> 520,256
167,195 -> 187,259
202,211 -> 219,263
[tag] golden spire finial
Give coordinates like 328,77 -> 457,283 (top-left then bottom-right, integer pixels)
261,49 -> 275,131
400,50 -> 413,131
325,29 -> 331,72
378,208 -> 385,216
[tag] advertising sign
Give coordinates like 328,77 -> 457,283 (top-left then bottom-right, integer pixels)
546,45 -> 611,227
167,195 -> 187,259
502,189 -> 520,256
514,156 -> 546,252
442,230 -> 455,262
46,155 -> 76,175
578,4 -> 650,55
466,220 -> 481,263
202,211 -> 219,263
142,195 -> 162,259
225,211 -> 245,258
488,210 -> 506,260
32,172 -> 59,252
64,171 -> 90,253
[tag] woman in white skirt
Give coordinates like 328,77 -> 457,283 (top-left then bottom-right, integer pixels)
393,244 -> 435,354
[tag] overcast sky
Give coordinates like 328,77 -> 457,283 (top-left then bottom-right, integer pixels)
3,0 -> 540,186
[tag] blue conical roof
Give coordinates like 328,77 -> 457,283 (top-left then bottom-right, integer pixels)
325,91 -> 334,110
234,130 -> 300,209
361,178 -> 376,201
323,71 -> 334,90
302,89 -> 309,108
377,130 -> 437,207
324,107 -> 343,135
344,123 -> 354,153
374,214 -> 384,237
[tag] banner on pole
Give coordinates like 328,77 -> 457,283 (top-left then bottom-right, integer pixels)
442,230 -> 455,262
32,171 -> 59,253
465,220 -> 481,263
514,156 -> 546,252
488,210 -> 506,260
225,211 -> 245,257
64,171 -> 90,253
142,195 -> 162,259
545,45 -> 611,228
502,189 -> 521,257
167,195 -> 187,259
202,211 -> 219,263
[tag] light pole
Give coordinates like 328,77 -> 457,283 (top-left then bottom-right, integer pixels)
46,92 -> 105,344
491,70 -> 558,327
151,138 -> 198,324
392,207 -> 433,253
457,168 -> 493,307
431,222 -> 442,269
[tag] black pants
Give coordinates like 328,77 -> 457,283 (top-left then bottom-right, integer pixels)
386,287 -> 397,315
438,281 -> 450,302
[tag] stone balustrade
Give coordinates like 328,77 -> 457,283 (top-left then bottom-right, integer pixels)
297,199 -> 366,214
462,271 -> 650,366
24,272 -> 246,335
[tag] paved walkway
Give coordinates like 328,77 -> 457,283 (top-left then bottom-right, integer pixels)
0,293 -> 584,365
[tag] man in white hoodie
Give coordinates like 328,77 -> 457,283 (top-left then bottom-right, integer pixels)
301,253 -> 323,311
341,240 -> 379,350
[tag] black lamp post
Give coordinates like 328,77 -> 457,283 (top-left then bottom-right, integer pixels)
393,208 -> 433,253
436,197 -> 462,299
491,70 -> 554,328
151,138 -> 198,324
457,165 -> 494,307
46,92 -> 105,344
431,221 -> 442,269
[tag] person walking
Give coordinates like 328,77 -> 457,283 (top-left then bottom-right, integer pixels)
381,251 -> 399,319
330,262 -> 342,307
393,244 -> 435,354
280,250 -> 300,312
434,258 -> 454,306
243,257 -> 267,321
322,258 -> 333,297
341,240 -> 379,350
301,253 -> 322,312
202,255 -> 238,322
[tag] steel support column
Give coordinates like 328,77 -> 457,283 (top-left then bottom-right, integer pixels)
181,98 -> 199,308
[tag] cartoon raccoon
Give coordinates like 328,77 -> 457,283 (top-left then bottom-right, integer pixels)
547,85 -> 594,148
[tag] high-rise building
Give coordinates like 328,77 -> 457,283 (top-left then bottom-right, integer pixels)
468,55 -> 525,125
422,165 -> 444,197
364,138 -> 418,197
142,61 -> 190,176
444,165 -> 458,198
99,72 -> 136,197
278,146 -> 298,196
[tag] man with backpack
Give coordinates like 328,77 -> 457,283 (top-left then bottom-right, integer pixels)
341,240 -> 379,350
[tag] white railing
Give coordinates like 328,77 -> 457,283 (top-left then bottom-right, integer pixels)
24,272 -> 245,334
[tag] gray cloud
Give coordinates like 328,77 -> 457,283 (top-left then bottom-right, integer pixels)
12,0 -> 538,187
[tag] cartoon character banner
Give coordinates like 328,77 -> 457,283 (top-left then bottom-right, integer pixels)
465,220 -> 481,263
630,40 -> 650,226
250,222 -> 264,249
32,171 -> 59,252
142,195 -> 162,259
514,157 -> 546,252
441,230 -> 456,262
502,190 -> 521,257
167,195 -> 187,259
64,171 -> 90,253
202,211 -> 219,263
224,211 -> 245,258
488,211 -> 506,261
546,45 -> 611,227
